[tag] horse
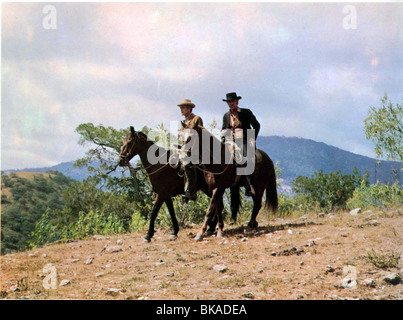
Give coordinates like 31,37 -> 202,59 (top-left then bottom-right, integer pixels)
118,126 -> 212,242
181,123 -> 278,241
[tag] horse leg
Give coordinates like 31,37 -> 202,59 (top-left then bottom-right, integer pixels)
248,192 -> 262,229
230,186 -> 240,224
165,198 -> 179,240
206,214 -> 217,237
215,195 -> 225,238
195,188 -> 223,241
144,195 -> 163,243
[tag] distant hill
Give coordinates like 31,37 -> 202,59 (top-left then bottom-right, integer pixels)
3,136 -> 401,188
3,161 -> 98,181
257,136 -> 401,186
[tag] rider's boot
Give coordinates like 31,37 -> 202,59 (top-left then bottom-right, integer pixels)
183,165 -> 197,201
244,175 -> 256,197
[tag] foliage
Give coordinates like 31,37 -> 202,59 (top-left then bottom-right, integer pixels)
364,94 -> 403,162
367,249 -> 401,269
347,181 -> 403,210
290,168 -> 369,212
29,210 -> 126,248
1,171 -> 74,254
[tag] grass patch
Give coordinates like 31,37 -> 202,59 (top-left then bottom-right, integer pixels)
367,249 -> 401,269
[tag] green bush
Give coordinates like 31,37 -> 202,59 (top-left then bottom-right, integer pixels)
347,181 -> 402,209
292,168 -> 369,212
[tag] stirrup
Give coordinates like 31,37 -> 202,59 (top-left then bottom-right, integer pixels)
245,185 -> 256,197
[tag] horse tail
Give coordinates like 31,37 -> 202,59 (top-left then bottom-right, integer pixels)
264,160 -> 278,216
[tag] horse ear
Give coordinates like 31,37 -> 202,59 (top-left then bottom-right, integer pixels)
130,126 -> 135,136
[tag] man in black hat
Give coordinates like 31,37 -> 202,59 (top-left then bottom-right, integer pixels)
221,92 -> 260,196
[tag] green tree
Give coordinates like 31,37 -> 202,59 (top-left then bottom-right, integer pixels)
292,168 -> 369,211
364,94 -> 403,162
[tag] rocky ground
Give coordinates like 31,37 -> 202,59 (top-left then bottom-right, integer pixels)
1,207 -> 402,300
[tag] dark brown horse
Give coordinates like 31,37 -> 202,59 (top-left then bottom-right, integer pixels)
118,126 -> 212,242
181,124 -> 278,241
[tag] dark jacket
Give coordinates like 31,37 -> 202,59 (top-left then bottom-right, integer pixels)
222,108 -> 260,141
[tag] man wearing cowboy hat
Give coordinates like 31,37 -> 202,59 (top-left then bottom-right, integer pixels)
221,92 -> 260,197
178,99 -> 203,201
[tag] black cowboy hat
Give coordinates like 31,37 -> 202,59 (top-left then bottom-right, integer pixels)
223,92 -> 242,102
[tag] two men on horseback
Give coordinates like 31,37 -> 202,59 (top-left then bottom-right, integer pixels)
177,92 -> 260,200
221,92 -> 260,197
178,99 -> 204,201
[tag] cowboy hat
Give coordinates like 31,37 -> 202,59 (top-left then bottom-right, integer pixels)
177,99 -> 196,108
223,92 -> 242,102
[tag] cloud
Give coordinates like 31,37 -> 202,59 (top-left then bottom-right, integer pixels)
2,2 -> 403,170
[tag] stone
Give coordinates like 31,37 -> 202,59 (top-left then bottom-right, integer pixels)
362,278 -> 376,288
85,257 -> 94,265
213,264 -> 228,273
349,208 -> 361,216
383,273 -> 401,285
59,279 -> 70,286
105,288 -> 120,296
106,246 -> 122,253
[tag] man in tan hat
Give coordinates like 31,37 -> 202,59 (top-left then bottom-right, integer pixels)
177,99 -> 203,201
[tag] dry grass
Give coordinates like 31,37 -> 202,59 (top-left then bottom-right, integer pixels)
1,207 -> 403,300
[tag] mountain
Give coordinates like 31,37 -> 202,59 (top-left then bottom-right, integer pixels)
257,136 -> 401,186
3,161 -> 94,181
3,136 -> 401,187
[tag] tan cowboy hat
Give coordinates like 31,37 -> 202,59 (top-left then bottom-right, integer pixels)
177,99 -> 196,108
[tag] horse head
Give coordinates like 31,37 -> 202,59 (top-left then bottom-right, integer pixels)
118,126 -> 149,166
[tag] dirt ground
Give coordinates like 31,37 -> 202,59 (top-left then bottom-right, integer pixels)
1,207 -> 402,300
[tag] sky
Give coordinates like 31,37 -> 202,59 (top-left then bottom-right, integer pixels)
1,2 -> 403,170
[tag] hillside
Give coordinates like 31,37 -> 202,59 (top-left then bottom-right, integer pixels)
1,207 -> 402,300
3,136 -> 401,186
257,136 -> 402,185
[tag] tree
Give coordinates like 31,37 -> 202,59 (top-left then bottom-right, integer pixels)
73,123 -> 153,218
364,94 -> 403,162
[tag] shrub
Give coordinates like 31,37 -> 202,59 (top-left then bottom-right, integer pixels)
347,181 -> 403,209
292,168 -> 369,211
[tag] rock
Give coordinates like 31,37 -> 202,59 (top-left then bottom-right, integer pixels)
10,285 -> 20,292
349,208 -> 361,216
362,278 -> 376,288
105,288 -> 120,296
341,277 -> 357,289
85,257 -> 94,265
213,264 -> 228,273
106,246 -> 122,253
116,239 -> 123,245
383,273 -> 402,285
95,273 -> 104,278
156,260 -> 165,266
325,265 -> 336,274
59,279 -> 70,286
28,253 -> 38,257
276,247 -> 304,256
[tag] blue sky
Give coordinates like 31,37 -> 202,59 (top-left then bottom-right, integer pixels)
2,2 -> 403,170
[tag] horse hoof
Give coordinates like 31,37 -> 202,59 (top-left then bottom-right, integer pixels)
247,221 -> 258,229
206,230 -> 214,237
216,231 -> 223,238
195,234 -> 203,241
143,237 -> 151,243
169,235 -> 177,241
